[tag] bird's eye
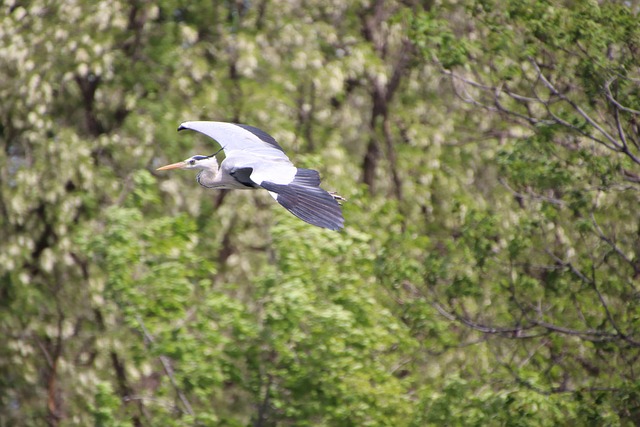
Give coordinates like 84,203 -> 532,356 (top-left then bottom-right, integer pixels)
189,159 -> 196,165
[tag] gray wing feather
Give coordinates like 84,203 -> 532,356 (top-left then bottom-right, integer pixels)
178,121 -> 289,160
259,168 -> 344,230
234,124 -> 285,152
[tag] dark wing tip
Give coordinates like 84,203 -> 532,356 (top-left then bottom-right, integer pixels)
261,182 -> 344,231
294,168 -> 321,187
234,123 -> 286,153
322,217 -> 345,231
177,124 -> 187,132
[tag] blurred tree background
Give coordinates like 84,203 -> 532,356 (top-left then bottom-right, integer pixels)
2,0 -> 640,425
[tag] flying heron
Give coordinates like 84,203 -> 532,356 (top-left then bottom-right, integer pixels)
157,121 -> 344,230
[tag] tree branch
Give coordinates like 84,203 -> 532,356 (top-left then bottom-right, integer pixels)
604,78 -> 640,115
590,212 -> 638,277
530,59 -> 625,151
136,316 -> 194,417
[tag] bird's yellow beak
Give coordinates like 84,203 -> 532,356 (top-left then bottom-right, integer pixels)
156,161 -> 187,171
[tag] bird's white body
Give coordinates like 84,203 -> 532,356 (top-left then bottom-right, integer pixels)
157,121 -> 344,230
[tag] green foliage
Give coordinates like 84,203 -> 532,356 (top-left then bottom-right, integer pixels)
91,382 -> 133,427
255,222 -> 414,425
408,9 -> 469,69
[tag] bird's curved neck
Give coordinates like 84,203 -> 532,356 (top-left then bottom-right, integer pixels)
196,169 -> 222,188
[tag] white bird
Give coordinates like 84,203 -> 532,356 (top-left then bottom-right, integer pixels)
157,121 -> 344,230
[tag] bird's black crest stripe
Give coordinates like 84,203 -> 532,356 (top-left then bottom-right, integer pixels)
208,146 -> 225,158
234,124 -> 286,153
192,155 -> 209,160
260,181 -> 344,230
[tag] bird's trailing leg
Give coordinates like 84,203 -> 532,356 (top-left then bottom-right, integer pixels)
329,192 -> 346,205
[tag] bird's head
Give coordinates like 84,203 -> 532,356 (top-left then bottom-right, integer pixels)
156,154 -> 219,172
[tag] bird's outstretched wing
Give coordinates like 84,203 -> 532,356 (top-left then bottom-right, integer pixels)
178,121 -> 289,160
254,168 -> 345,231
179,121 -> 344,230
